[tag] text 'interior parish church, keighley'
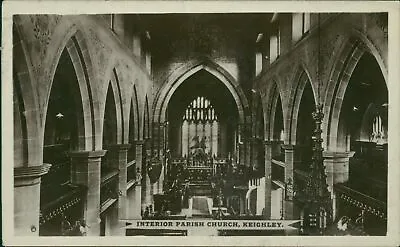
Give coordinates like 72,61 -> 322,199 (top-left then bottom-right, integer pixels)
13,12 -> 388,236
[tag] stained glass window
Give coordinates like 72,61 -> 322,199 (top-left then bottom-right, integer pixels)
181,96 -> 219,156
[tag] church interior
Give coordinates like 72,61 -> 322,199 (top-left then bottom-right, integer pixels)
12,12 -> 388,236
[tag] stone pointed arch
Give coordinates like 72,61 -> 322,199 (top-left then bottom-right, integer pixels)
112,68 -> 125,144
263,79 -> 286,142
44,28 -> 96,150
128,84 -> 140,142
104,61 -> 134,144
287,65 -> 317,145
143,96 -> 150,140
153,58 -> 249,125
251,92 -> 264,140
324,34 -> 387,150
101,70 -> 124,146
13,23 -> 42,167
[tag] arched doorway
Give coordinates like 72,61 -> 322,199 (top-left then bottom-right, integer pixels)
40,48 -> 86,236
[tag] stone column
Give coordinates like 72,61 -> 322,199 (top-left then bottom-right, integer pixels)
69,150 -> 106,236
244,122 -> 252,168
264,140 -> 273,219
323,151 -> 354,220
282,144 -> 295,219
152,123 -> 162,159
158,122 -> 166,158
105,144 -> 130,236
142,140 -> 152,211
238,124 -> 245,166
128,140 -> 144,219
14,164 -> 51,236
239,192 -> 246,215
323,151 -> 354,189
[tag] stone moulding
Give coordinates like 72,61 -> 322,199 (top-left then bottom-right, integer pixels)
14,163 -> 52,179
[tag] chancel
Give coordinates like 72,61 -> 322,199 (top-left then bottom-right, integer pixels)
12,12 -> 388,236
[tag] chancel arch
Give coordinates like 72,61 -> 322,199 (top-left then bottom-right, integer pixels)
167,69 -> 240,159
153,60 -> 248,125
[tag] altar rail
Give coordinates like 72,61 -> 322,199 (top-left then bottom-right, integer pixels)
170,157 -> 230,178
334,183 -> 387,235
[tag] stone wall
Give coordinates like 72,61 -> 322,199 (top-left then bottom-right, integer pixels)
13,14 -> 153,236
14,14 -> 153,166
254,13 -> 387,151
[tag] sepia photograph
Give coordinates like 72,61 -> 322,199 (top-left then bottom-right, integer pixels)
2,1 -> 400,246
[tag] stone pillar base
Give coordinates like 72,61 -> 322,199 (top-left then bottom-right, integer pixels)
284,200 -> 294,220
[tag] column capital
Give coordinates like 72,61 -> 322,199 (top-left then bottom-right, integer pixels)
14,163 -> 52,180
323,151 -> 355,159
134,140 -> 145,145
68,150 -> 107,158
282,144 -> 296,150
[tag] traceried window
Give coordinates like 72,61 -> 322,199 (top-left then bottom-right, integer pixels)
181,96 -> 219,156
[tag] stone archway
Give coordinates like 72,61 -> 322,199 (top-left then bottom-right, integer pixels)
45,30 -> 96,151
324,36 -> 388,151
152,59 -> 249,163
287,67 -> 317,145
153,59 -> 249,125
263,80 -> 285,143
13,23 -> 42,168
